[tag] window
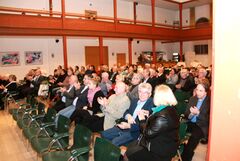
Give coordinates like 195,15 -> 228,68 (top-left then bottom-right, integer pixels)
194,44 -> 208,55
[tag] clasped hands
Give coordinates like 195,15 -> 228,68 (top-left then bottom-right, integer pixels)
97,97 -> 109,107
190,106 -> 200,115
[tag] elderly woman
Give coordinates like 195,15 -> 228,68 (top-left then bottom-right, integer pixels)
124,85 -> 179,161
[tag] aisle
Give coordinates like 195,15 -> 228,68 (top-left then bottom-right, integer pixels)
0,111 -> 36,161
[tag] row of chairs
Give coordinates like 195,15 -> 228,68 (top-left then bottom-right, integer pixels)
7,94 -> 122,161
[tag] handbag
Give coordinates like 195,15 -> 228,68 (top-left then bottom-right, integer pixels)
38,84 -> 49,97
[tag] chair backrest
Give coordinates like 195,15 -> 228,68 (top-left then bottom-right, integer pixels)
174,90 -> 191,101
176,101 -> 187,116
179,121 -> 188,141
94,137 -> 121,161
72,124 -> 92,149
55,115 -> 71,148
57,115 -> 70,133
37,102 -> 45,115
44,108 -> 57,123
29,95 -> 37,106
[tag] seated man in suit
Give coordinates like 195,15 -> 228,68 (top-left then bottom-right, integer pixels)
101,83 -> 154,146
52,75 -> 77,112
55,74 -> 90,124
182,79 -> 210,161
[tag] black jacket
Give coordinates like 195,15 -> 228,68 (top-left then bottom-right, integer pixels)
75,85 -> 89,109
139,106 -> 179,158
185,96 -> 210,137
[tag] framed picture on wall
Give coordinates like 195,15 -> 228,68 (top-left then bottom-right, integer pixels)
25,51 -> 43,65
0,51 -> 20,66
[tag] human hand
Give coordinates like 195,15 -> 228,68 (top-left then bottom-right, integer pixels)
97,97 -> 104,105
127,114 -> 136,124
117,122 -> 131,129
190,106 -> 200,115
175,84 -> 181,89
60,87 -> 67,93
137,110 -> 149,121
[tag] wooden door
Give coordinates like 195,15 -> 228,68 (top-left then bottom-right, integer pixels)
85,46 -> 108,67
117,53 -> 126,66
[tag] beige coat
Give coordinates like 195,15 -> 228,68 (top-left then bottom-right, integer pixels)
100,93 -> 130,130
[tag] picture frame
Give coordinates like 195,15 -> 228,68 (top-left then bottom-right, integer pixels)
0,51 -> 20,66
25,51 -> 43,65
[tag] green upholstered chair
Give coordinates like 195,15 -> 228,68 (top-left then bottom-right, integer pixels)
12,95 -> 37,121
94,137 -> 121,161
17,102 -> 45,129
176,101 -> 188,116
43,137 -> 121,161
176,121 -> 188,161
42,124 -> 92,161
30,115 -> 70,155
174,90 -> 191,102
22,108 -> 57,141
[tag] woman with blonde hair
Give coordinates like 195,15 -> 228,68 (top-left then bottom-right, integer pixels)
125,84 -> 179,161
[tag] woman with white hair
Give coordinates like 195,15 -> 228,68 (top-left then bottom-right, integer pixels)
124,85 -> 179,161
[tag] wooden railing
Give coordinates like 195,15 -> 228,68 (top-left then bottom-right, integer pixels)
182,22 -> 212,30
0,6 -> 211,30
0,6 -> 62,17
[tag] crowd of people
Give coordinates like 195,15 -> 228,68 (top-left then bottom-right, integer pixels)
0,62 -> 211,161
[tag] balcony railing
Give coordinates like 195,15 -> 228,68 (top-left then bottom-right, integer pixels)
0,6 -> 200,30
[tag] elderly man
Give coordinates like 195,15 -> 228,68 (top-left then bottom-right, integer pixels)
53,75 -> 77,112
99,72 -> 112,96
175,68 -> 195,93
98,81 -> 130,130
56,74 -> 91,123
101,83 -> 154,146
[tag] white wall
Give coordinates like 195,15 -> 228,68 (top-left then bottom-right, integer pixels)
67,37 -> 98,68
0,0 -> 49,10
156,7 -> 177,25
181,8 -> 190,26
0,36 -> 63,80
103,38 -> 128,67
65,0 -> 113,17
195,4 -> 210,21
117,0 -> 133,20
183,40 -> 212,67
136,4 -> 152,22
178,4 -> 210,27
52,0 -> 62,12
132,39 -> 152,63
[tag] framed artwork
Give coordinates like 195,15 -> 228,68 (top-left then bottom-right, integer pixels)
0,52 -> 20,66
25,51 -> 43,65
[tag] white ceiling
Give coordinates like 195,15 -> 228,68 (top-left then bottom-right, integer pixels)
122,0 -> 212,10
